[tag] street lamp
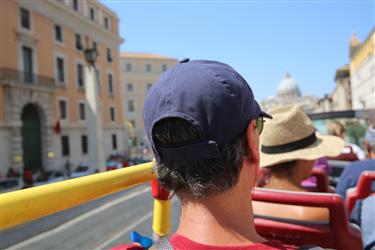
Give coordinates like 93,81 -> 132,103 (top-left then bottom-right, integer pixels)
84,47 -> 105,172
84,48 -> 99,66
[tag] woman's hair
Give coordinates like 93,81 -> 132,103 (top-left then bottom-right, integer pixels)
152,117 -> 248,200
327,121 -> 345,137
266,161 -> 297,177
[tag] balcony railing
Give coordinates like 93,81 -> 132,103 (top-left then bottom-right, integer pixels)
0,68 -> 56,89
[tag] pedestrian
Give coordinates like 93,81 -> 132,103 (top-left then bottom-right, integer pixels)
22,168 -> 34,189
65,159 -> 71,178
142,59 -> 299,249
7,167 -> 20,178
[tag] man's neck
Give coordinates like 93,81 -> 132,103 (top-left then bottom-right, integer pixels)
175,166 -> 264,246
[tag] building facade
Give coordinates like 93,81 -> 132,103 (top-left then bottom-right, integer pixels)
120,53 -> 177,159
0,0 -> 125,176
260,73 -> 318,113
350,29 -> 375,109
317,65 -> 352,112
332,65 -> 352,111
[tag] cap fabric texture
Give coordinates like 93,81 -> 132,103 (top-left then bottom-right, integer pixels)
260,105 -> 345,167
143,59 -> 271,162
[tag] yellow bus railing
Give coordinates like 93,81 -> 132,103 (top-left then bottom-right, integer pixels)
0,162 -> 172,235
153,199 -> 171,237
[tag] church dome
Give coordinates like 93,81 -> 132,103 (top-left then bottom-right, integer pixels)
277,72 -> 301,100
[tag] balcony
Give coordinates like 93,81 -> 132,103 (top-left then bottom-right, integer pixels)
0,68 -> 57,91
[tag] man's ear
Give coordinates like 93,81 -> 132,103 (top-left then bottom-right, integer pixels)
244,120 -> 260,188
245,120 -> 260,166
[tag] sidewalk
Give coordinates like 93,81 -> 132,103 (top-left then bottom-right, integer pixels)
0,179 -> 23,194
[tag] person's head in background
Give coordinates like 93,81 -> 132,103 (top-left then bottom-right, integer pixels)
327,121 -> 346,139
327,120 -> 362,161
259,105 -> 344,192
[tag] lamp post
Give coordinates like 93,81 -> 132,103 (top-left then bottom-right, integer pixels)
84,48 -> 99,66
84,48 -> 106,172
124,120 -> 136,159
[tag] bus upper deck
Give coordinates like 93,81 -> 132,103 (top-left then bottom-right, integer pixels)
1,161 -> 374,249
1,109 -> 374,249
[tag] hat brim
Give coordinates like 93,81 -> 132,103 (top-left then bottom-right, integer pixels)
260,134 -> 345,168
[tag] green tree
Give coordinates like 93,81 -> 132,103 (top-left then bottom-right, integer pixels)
346,122 -> 366,145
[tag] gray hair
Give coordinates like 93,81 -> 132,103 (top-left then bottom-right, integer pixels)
152,118 -> 248,200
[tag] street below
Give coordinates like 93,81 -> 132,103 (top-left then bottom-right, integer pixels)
2,184 -> 180,250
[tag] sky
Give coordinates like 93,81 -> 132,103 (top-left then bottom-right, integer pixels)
102,0 -> 374,101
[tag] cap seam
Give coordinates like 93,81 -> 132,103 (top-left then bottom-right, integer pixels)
166,64 -> 180,113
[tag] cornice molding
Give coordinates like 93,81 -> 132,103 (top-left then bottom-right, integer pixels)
17,0 -> 124,49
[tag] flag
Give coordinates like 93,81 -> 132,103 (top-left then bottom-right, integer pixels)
54,120 -> 61,134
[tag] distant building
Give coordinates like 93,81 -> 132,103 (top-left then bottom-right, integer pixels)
0,0 -> 124,176
260,73 -> 318,113
332,65 -> 352,110
277,72 -> 302,101
317,94 -> 333,113
350,29 -> 375,109
120,52 -> 178,158
317,65 -> 352,112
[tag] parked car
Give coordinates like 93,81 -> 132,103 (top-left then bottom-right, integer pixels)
71,166 -> 95,178
34,171 -> 66,186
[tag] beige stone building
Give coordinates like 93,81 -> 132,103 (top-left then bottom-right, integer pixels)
318,29 -> 374,112
349,29 -> 375,109
332,65 -> 352,110
317,65 -> 352,112
0,0 -> 124,176
120,52 -> 177,158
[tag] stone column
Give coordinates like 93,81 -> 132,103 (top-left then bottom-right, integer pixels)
85,66 -> 106,172
10,126 -> 23,172
43,107 -> 55,170
7,89 -> 25,173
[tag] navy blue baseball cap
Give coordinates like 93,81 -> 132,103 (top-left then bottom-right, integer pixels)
143,59 -> 271,162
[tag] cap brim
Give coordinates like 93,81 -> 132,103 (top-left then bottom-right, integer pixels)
260,110 -> 272,119
255,101 -> 272,119
260,134 -> 344,167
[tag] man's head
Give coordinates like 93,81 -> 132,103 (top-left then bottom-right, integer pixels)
143,59 -> 270,200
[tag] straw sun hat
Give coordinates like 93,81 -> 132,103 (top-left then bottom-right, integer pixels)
260,105 -> 344,168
